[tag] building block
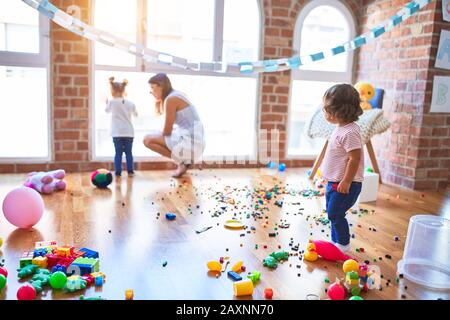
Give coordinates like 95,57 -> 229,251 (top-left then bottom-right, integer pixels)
227,271 -> 242,281
20,251 -> 34,268
67,257 -> 99,276
35,240 -> 57,249
56,246 -> 74,258
79,248 -> 99,259
33,248 -> 48,258
32,256 -> 48,269
46,254 -> 62,269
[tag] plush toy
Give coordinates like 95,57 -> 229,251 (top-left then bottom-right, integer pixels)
354,82 -> 375,111
24,170 -> 66,194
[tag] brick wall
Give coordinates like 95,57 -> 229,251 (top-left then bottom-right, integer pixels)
356,0 -> 449,190
1,0 -> 448,190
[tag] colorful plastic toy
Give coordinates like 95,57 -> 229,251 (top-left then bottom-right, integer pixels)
309,240 -> 353,262
91,169 -> 113,188
231,261 -> 243,273
17,284 -> 36,300
0,274 -> 6,290
32,256 -> 48,269
17,264 -> 39,279
346,271 -> 359,287
65,275 -> 87,292
263,256 -> 278,269
0,236 -> 3,248
20,251 -> 34,268
304,242 -> 319,262
94,276 -> 103,287
354,82 -> 375,110
343,259 -> 359,273
49,271 -> 67,289
233,279 -> 254,297
29,269 -> 51,293
270,251 -> 289,261
165,213 -> 176,221
0,266 -> 8,278
80,295 -> 105,300
278,163 -> 286,172
207,261 -> 222,272
79,247 -> 99,259
327,280 -> 346,300
125,289 -> 134,300
264,288 -> 273,299
24,170 -> 66,194
2,187 -> 44,229
349,295 -> 364,300
247,271 -> 261,284
227,271 -> 242,281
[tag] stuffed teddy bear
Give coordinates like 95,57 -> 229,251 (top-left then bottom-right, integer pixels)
354,82 -> 375,111
24,170 -> 66,194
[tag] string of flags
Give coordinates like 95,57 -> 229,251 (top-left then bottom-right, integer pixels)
22,0 -> 433,74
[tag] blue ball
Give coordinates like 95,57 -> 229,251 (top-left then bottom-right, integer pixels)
267,161 -> 277,169
278,163 -> 286,172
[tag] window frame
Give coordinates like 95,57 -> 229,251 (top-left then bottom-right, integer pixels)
0,12 -> 51,163
286,0 -> 356,160
91,0 -> 262,162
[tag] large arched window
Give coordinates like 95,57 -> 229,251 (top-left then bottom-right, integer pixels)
287,0 -> 355,158
93,0 -> 260,160
0,0 -> 50,161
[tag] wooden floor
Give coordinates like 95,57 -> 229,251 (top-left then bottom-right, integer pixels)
0,168 -> 449,300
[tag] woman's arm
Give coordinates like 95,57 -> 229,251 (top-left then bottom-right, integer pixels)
162,97 -> 177,136
337,148 -> 361,194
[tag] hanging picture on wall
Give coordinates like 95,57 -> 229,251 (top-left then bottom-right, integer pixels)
435,30 -> 450,70
443,0 -> 450,22
430,76 -> 450,113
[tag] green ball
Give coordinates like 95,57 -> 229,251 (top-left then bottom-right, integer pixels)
366,167 -> 374,173
349,295 -> 364,300
351,286 -> 361,296
50,271 -> 67,289
0,274 -> 6,290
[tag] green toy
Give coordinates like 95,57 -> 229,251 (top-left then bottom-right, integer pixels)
17,264 -> 39,279
80,295 -> 105,300
29,269 -> 51,293
270,251 -> 289,261
349,295 -> 364,300
65,276 -> 87,293
263,256 -> 278,269
0,274 -> 6,290
49,271 -> 67,289
366,167 -> 374,173
247,271 -> 261,284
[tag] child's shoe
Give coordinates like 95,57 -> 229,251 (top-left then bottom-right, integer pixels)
334,242 -> 351,253
128,171 -> 135,177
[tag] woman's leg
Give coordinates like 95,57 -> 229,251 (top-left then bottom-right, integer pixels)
143,134 -> 172,159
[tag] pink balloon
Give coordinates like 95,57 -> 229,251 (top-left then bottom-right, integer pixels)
2,187 -> 44,229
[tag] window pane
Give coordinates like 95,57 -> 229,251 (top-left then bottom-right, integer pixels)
169,75 -> 257,157
0,0 -> 39,53
94,71 -> 257,158
223,0 -> 259,63
299,6 -> 350,72
94,0 -> 137,67
94,71 -> 163,158
288,80 -> 335,156
147,0 -> 214,62
0,66 -> 48,158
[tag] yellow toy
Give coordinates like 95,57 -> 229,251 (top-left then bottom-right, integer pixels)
0,237 -> 3,248
207,261 -> 222,272
32,256 -> 48,269
343,259 -> 359,273
304,242 -> 318,262
125,289 -> 134,300
354,82 -> 375,110
231,261 -> 243,273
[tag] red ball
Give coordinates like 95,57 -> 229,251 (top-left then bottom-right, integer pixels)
328,283 -> 346,300
264,288 -> 273,299
17,284 -> 36,300
0,266 -> 7,278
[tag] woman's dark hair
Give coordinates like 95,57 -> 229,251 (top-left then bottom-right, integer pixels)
109,77 -> 128,94
149,73 -> 174,114
323,84 -> 363,123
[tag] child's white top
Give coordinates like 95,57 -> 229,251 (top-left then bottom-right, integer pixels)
320,122 -> 364,183
106,98 -> 138,137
